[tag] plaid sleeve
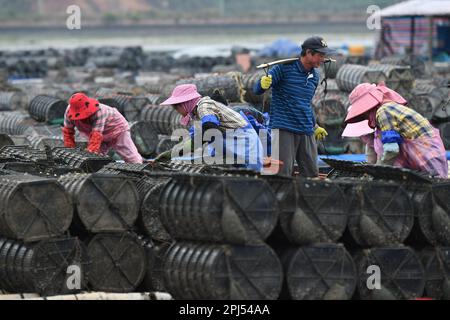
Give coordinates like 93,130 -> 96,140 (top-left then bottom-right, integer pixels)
197,98 -> 247,129
376,105 -> 398,132
197,102 -> 220,123
91,107 -> 108,133
63,105 -> 74,129
377,102 -> 434,140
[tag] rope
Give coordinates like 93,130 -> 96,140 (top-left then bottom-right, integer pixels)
321,62 -> 331,97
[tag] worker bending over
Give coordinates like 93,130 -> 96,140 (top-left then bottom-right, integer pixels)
62,92 -> 143,163
343,82 -> 447,178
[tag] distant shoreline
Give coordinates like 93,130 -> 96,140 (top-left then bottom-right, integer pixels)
0,21 -> 376,51
0,20 -> 372,35
0,15 -> 369,28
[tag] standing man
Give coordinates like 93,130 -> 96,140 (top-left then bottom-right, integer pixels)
254,36 -> 334,177
62,92 -> 143,163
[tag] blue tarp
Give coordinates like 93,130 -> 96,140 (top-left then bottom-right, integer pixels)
318,154 -> 366,166
257,38 -> 301,58
319,151 -> 450,166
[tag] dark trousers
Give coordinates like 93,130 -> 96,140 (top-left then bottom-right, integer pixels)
277,129 -> 318,177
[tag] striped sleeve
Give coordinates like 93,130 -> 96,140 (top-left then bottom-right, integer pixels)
197,101 -> 218,119
270,65 -> 283,89
197,98 -> 246,129
63,105 -> 74,129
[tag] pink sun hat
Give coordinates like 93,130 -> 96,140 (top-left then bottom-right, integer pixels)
345,83 -> 383,123
376,82 -> 408,105
160,84 -> 201,106
345,82 -> 408,124
342,120 -> 375,137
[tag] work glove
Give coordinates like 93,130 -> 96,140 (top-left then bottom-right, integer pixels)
260,75 -> 272,90
86,130 -> 103,154
381,142 -> 399,164
314,126 -> 328,141
62,127 -> 76,148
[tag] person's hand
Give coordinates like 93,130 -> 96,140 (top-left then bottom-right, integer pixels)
314,126 -> 328,141
86,130 -> 103,153
260,75 -> 272,90
381,142 -> 399,163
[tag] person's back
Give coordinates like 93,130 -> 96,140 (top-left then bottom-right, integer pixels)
376,101 -> 435,140
64,103 -> 129,141
195,96 -> 248,131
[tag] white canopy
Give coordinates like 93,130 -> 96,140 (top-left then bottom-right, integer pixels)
374,0 -> 450,17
